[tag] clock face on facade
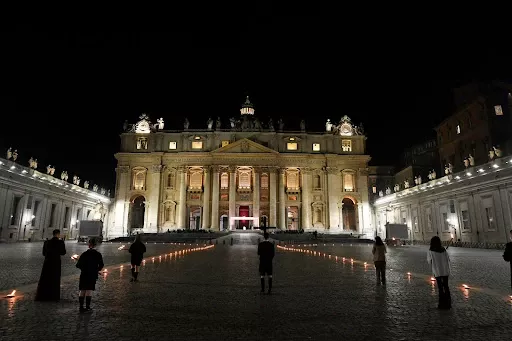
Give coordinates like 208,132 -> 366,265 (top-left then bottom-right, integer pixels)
135,120 -> 150,133
339,123 -> 353,136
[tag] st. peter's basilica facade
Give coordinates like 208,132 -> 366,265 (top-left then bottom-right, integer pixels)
110,97 -> 372,238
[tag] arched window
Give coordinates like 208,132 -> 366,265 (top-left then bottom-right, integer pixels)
342,171 -> 356,192
132,168 -> 147,190
221,173 -> 229,189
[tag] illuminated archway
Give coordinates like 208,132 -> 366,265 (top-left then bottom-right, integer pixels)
342,197 -> 357,231
129,195 -> 146,233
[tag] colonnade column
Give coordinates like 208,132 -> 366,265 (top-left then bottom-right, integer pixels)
253,169 -> 260,228
279,168 -> 287,229
210,166 -> 220,230
269,168 -> 277,227
178,167 -> 188,228
327,167 -> 340,230
301,168 -> 311,229
228,166 -> 236,230
201,166 -> 211,229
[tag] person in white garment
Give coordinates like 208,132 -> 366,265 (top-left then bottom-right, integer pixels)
427,236 -> 451,309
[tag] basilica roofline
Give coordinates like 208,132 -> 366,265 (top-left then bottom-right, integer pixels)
119,130 -> 367,139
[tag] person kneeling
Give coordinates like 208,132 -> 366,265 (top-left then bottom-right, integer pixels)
76,238 -> 104,312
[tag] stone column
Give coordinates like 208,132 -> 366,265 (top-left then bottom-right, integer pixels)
113,165 -> 130,238
279,168 -> 287,229
178,167 -> 187,228
301,168 -> 311,229
147,165 -> 162,233
228,166 -> 236,230
201,167 -> 211,229
339,202 -> 344,230
211,166 -> 220,230
253,169 -> 260,228
327,167 -> 341,230
269,168 -> 277,227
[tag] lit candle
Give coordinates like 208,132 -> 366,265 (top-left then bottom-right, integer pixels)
6,290 -> 16,298
462,284 -> 470,289
118,245 -> 126,250
430,277 -> 435,281
71,254 -> 79,260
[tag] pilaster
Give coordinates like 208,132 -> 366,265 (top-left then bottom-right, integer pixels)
211,166 -> 220,230
178,166 -> 187,228
202,166 -> 211,229
269,167 -> 278,227
279,168 -> 287,229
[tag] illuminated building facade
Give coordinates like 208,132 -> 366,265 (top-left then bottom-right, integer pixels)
111,97 -> 372,237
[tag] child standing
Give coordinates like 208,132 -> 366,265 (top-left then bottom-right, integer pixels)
76,238 -> 104,312
427,236 -> 451,309
372,236 -> 387,286
128,234 -> 146,282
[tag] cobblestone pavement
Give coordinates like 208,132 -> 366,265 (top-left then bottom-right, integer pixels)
1,234 -> 512,341
0,241 -> 196,291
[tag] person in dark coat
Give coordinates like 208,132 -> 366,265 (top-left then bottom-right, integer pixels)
257,232 -> 275,294
35,229 -> 66,301
128,234 -> 146,282
503,229 -> 512,291
76,238 -> 104,312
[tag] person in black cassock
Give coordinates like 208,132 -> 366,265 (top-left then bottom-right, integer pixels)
35,229 -> 67,301
257,232 -> 275,294
503,229 -> 512,291
128,234 -> 146,282
76,238 -> 104,312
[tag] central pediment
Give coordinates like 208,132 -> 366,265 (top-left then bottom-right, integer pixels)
212,138 -> 278,154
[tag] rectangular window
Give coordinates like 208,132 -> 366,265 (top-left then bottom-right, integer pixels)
220,173 -> 229,189
169,141 -> 177,150
343,173 -> 354,192
426,207 -> 433,232
495,105 -> 503,115
192,141 -> 203,149
222,140 -> 230,147
260,174 -> 269,189
10,196 -> 21,226
50,204 -> 57,227
413,214 -> 419,232
137,137 -> 148,150
32,200 -> 40,227
341,140 -> 352,152
312,143 -> 320,151
372,186 -> 377,194
286,142 -> 298,150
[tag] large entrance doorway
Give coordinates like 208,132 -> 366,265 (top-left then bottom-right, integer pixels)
342,197 -> 357,231
238,206 -> 250,229
129,196 -> 145,235
189,206 -> 201,230
287,206 -> 299,230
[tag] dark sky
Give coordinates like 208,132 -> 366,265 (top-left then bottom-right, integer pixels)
1,17 -> 509,191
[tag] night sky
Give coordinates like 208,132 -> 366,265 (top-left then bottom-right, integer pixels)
2,18 -> 509,191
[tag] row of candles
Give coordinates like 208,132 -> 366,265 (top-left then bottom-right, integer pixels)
4,243 -> 215,299
277,244 -> 512,302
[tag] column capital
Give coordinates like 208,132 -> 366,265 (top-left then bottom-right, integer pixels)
177,166 -> 187,173
117,165 -> 130,174
301,167 -> 312,175
325,166 -> 339,175
228,165 -> 237,173
279,168 -> 287,175
211,165 -> 221,173
203,166 -> 211,174
151,165 -> 163,173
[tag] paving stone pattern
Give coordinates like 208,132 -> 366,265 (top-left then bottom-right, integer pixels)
1,234 -> 512,340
